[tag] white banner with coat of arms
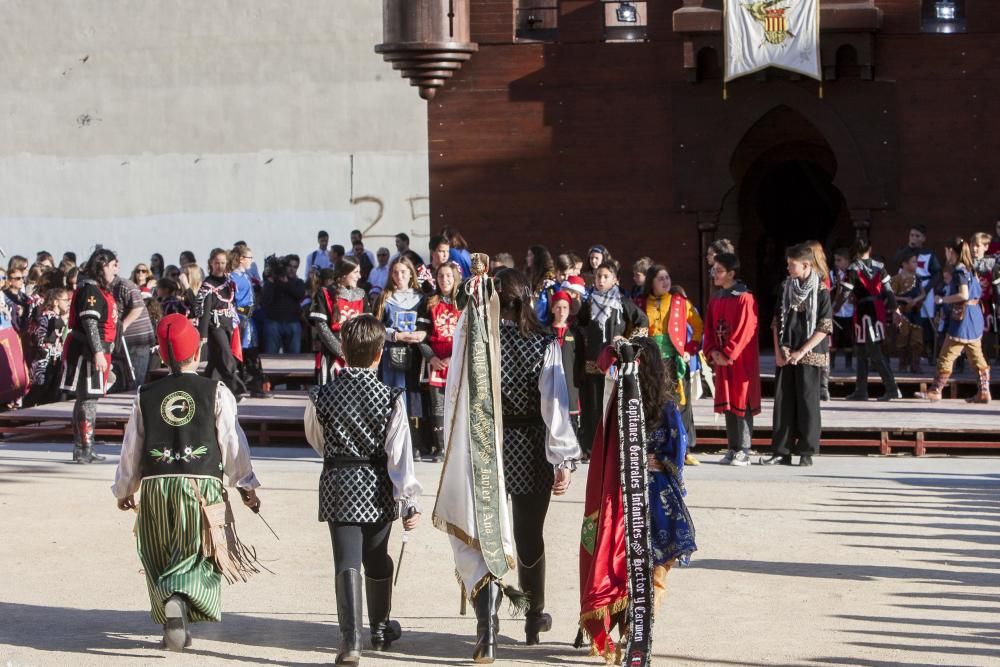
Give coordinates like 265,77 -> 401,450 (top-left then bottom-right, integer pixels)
724,0 -> 821,81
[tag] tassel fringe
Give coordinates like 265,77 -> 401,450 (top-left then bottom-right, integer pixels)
499,582 -> 531,616
217,519 -> 273,584
578,595 -> 629,625
190,481 -> 272,585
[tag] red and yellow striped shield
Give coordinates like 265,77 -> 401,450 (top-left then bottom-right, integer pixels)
763,9 -> 788,44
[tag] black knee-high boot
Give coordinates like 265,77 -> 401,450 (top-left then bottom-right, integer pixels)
72,398 -> 105,463
846,345 -> 869,401
871,343 -> 901,401
335,569 -> 363,665
473,580 -> 501,664
367,563 -> 401,651
519,556 -> 551,645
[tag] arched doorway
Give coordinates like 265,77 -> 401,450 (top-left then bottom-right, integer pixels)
725,106 -> 854,339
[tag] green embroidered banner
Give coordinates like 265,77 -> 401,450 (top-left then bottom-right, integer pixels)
466,277 -> 509,579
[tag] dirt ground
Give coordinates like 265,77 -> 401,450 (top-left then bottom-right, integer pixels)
1,442 -> 997,667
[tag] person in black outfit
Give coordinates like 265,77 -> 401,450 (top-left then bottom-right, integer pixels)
60,248 -> 120,463
197,248 -> 246,397
763,243 -> 833,467
493,269 -> 580,649
835,238 -> 900,401
261,255 -> 306,354
304,315 -> 422,666
575,261 -> 649,460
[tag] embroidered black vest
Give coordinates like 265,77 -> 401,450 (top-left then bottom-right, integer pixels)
139,373 -> 222,479
499,322 -> 555,495
309,368 -> 402,523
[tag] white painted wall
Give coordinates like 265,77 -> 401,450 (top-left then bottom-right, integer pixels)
0,0 -> 429,274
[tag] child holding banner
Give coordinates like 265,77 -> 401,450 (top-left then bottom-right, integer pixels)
578,337 -> 697,665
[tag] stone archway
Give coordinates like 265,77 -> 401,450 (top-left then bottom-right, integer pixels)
671,80 -> 899,306
725,106 -> 855,331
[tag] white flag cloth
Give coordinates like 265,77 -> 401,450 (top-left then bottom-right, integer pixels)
432,305 -> 517,600
724,0 -> 821,82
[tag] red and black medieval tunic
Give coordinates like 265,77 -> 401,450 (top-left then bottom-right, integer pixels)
61,278 -> 118,397
840,259 -> 897,344
309,286 -> 369,384
423,296 -> 460,388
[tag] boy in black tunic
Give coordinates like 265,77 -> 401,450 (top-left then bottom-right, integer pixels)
764,243 -> 833,467
304,314 -> 422,666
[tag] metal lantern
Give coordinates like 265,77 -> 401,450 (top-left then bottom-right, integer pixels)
375,0 -> 479,101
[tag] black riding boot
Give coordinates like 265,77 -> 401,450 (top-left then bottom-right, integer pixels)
519,556 -> 551,645
335,569 -> 363,665
872,345 -> 901,401
846,346 -> 869,401
83,445 -> 106,463
366,565 -> 401,651
472,580 -> 501,664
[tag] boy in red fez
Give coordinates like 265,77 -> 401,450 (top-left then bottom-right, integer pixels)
112,314 -> 261,651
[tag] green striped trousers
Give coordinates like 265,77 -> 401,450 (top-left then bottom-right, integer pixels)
137,476 -> 223,624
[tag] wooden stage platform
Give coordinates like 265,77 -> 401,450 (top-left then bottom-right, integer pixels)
150,353 -> 997,399
2,390 -> 998,456
689,398 -> 999,456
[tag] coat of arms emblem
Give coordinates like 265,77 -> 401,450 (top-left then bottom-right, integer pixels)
743,0 -> 795,45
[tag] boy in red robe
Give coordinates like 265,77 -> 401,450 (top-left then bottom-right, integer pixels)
703,253 -> 761,466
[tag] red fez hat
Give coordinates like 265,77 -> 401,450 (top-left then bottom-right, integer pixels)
550,291 -> 572,309
156,313 -> 201,362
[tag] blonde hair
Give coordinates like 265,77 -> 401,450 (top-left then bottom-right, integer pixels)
972,232 -> 992,246
183,264 -> 202,292
806,240 -> 829,281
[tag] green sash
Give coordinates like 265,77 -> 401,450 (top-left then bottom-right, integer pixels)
465,276 -> 509,578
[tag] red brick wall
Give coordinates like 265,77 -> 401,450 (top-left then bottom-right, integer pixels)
429,1 -> 1000,301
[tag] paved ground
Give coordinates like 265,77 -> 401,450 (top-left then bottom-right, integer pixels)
1,442 -> 998,666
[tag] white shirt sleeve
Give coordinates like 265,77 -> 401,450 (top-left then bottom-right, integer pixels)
539,341 -> 582,467
215,382 -> 260,489
304,398 -> 325,457
111,390 -> 145,499
384,394 -> 423,514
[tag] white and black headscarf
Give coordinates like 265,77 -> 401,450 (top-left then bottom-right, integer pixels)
779,272 -> 820,344
590,285 -> 623,342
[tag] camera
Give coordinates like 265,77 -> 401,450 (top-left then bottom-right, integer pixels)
263,254 -> 289,281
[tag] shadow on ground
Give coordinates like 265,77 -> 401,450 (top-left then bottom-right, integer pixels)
0,601 -> 594,665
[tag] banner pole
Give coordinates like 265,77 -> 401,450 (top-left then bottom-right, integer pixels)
722,0 -> 727,101
816,0 -> 822,98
